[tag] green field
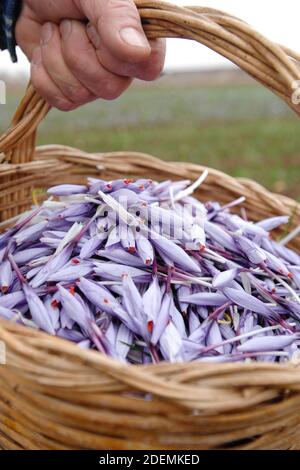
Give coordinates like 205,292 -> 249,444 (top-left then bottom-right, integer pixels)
1,76 -> 300,199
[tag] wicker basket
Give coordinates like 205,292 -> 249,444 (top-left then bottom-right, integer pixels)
0,0 -> 300,450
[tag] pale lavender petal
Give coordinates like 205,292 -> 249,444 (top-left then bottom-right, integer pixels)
257,216 -> 289,232
151,293 -> 171,345
142,276 -> 162,327
47,263 -> 93,282
0,259 -> 13,293
150,232 -> 201,273
14,247 -> 52,265
120,225 -> 136,253
105,227 -> 120,249
115,323 -> 133,360
177,285 -> 191,314
205,221 -> 237,252
79,233 -> 107,259
47,184 -> 88,196
136,233 -> 154,266
60,306 -> 74,329
223,287 -> 278,319
57,328 -> 86,342
55,203 -> 92,220
206,322 -> 224,354
94,262 -> 150,282
43,295 -> 60,331
23,284 -> 55,335
77,277 -> 134,329
237,334 -> 299,353
170,301 -> 186,338
212,269 -> 240,290
30,245 -> 73,288
272,242 -> 300,266
159,322 -> 184,362
122,274 -> 145,336
57,285 -> 91,330
97,248 -> 145,268
111,188 -> 139,206
180,292 -> 228,307
0,305 -> 16,321
0,290 -> 25,309
233,235 -> 266,265
188,310 -> 201,334
263,250 -> 292,277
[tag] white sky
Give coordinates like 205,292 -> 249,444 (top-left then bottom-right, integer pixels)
1,0 -> 300,77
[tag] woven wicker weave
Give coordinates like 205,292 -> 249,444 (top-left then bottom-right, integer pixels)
0,0 -> 300,450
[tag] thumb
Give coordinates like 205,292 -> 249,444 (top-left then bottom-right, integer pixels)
79,0 -> 151,63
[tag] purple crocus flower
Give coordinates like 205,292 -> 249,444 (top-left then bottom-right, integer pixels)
150,231 -> 201,273
79,233 -> 107,259
23,284 -> 55,335
0,290 -> 25,309
204,221 -> 237,252
151,292 -> 171,346
136,233 -> 154,265
256,216 -> 289,232
223,287 -> 280,321
0,305 -> 16,321
0,259 -> 13,293
212,268 -> 241,290
14,221 -> 48,246
77,277 -> 134,329
94,262 -> 151,282
97,247 -> 145,268
13,247 -> 53,266
237,334 -> 300,353
30,245 -> 73,288
159,321 -> 184,362
233,235 -> 266,265
179,292 -> 229,307
115,323 -> 134,361
57,285 -> 92,330
47,263 -> 93,283
47,184 -> 88,197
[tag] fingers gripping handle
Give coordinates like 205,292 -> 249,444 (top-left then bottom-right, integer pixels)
1,0 -> 299,165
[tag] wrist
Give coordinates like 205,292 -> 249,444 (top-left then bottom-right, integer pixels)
0,0 -> 22,62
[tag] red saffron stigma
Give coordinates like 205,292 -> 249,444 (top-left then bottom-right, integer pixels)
147,321 -> 154,334
69,287 -> 75,296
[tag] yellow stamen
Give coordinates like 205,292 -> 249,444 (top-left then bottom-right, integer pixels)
218,313 -> 232,325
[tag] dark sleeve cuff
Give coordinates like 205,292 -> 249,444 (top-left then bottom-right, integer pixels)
0,1 -> 22,62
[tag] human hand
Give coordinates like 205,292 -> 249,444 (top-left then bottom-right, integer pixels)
16,0 -> 166,110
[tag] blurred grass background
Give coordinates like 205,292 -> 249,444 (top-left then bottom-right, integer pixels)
1,69 -> 299,199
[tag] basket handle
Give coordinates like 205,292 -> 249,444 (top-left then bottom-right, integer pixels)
1,0 -> 300,165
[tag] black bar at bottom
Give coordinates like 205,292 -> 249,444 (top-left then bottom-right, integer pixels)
0,450 -> 299,467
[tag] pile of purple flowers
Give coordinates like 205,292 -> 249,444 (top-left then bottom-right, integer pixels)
0,174 -> 300,364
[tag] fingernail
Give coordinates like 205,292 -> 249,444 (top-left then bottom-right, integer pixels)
60,20 -> 72,39
32,48 -> 42,66
120,27 -> 148,49
41,23 -> 53,45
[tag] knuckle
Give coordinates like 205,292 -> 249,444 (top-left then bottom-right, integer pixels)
63,82 -> 91,103
54,99 -> 76,112
99,78 -> 126,100
101,0 -> 139,24
140,62 -> 163,81
64,49 -> 83,72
